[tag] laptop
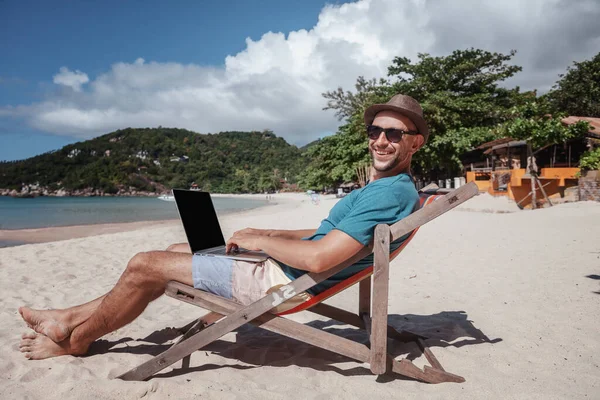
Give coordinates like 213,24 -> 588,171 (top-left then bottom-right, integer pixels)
172,189 -> 268,262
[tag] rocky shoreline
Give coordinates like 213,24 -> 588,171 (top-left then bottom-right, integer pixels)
0,187 -> 166,198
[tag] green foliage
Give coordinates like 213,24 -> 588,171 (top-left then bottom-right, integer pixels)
306,48 -> 526,183
298,114 -> 370,189
501,100 -> 591,149
546,52 -> 600,117
0,128 -> 308,194
388,49 -> 523,130
579,147 -> 600,171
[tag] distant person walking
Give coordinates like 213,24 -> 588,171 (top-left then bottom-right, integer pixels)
310,192 -> 320,205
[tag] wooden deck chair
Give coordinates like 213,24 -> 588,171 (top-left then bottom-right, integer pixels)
118,182 -> 478,383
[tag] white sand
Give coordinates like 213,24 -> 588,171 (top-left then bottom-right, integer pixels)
0,192 -> 599,399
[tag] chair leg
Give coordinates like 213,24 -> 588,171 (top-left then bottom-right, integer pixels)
370,224 -> 390,374
175,312 -> 224,369
417,338 -> 445,371
392,358 -> 464,384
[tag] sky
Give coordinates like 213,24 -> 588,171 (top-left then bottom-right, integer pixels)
1,0 -> 599,161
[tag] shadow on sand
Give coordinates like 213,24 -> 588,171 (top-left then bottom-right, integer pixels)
586,274 -> 600,294
89,310 -> 501,380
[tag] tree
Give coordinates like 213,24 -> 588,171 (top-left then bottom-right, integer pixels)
298,114 -> 371,189
501,100 -> 590,149
546,52 -> 600,117
322,76 -> 392,121
387,49 -> 526,176
303,48 -> 526,186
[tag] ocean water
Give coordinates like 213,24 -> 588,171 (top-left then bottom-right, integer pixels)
0,196 -> 270,246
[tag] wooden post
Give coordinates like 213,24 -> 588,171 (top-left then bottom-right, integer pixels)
528,143 -> 537,209
536,175 -> 553,207
370,224 -> 390,375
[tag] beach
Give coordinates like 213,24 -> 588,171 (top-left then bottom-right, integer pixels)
1,192 -> 599,399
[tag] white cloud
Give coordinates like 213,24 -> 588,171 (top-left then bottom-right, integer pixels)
3,0 -> 600,144
52,67 -> 89,92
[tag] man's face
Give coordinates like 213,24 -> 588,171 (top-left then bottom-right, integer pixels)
369,111 -> 424,175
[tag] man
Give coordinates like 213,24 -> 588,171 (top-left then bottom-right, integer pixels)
18,94 -> 428,360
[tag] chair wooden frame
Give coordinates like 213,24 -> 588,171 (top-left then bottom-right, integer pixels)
117,182 -> 478,383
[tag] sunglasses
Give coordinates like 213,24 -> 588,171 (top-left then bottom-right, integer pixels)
366,125 -> 418,143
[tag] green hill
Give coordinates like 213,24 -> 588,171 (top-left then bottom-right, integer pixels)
0,127 -> 309,195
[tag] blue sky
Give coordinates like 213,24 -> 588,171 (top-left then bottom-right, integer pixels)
1,0 -> 598,162
0,0 -> 349,161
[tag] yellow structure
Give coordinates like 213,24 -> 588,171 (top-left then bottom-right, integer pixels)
466,167 -> 580,203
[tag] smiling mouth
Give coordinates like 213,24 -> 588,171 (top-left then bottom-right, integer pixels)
374,149 -> 393,156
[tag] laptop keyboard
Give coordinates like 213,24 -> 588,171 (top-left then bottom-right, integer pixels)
205,247 -> 249,255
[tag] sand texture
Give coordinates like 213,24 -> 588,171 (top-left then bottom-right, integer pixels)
1,193 -> 599,399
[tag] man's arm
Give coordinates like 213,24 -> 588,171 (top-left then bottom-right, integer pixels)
226,230 -> 364,273
233,228 -> 316,240
267,229 -> 316,240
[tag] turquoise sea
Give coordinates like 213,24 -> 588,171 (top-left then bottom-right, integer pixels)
0,195 -> 270,247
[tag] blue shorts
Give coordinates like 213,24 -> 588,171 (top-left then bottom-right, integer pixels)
191,255 -> 311,312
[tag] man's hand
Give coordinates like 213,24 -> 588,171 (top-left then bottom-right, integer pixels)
226,232 -> 264,253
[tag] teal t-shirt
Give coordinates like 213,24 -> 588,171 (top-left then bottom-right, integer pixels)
279,173 -> 419,295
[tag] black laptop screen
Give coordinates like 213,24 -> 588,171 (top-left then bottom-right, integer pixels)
172,190 -> 226,253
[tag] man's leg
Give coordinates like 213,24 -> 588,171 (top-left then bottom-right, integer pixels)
19,250 -> 194,360
165,243 -> 191,253
19,243 -> 191,342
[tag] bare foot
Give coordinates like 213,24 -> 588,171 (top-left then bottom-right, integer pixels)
18,307 -> 71,343
19,332 -> 87,360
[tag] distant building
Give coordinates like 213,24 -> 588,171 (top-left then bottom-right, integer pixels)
460,116 -> 600,207
67,149 -> 81,158
170,155 -> 190,163
135,150 -> 149,160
